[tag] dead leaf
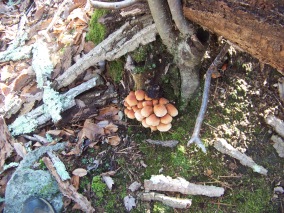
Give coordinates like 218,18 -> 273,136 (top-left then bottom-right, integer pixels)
108,136 -> 121,146
72,168 -> 87,177
71,175 -> 80,190
13,143 -> 27,158
128,181 -> 141,192
83,41 -> 95,54
33,142 -> 42,147
19,101 -> 35,115
102,176 -> 114,190
124,195 -> 136,211
101,170 -> 117,176
104,123 -> 118,134
0,117 -> 14,170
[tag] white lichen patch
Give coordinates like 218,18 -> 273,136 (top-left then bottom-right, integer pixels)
32,41 -> 53,88
9,116 -> 38,136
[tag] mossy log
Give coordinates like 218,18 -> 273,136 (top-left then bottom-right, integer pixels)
183,0 -> 284,73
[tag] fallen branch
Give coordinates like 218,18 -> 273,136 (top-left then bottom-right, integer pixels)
265,115 -> 284,138
144,175 -> 224,197
53,15 -> 157,89
90,0 -> 141,9
145,139 -> 179,147
214,138 -> 268,175
43,157 -> 95,213
187,43 -> 230,153
141,192 -> 192,209
9,76 -> 103,136
271,135 -> 284,158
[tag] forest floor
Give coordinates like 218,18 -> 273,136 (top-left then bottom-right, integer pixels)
0,0 -> 284,213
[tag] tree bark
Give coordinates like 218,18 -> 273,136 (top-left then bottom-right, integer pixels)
183,0 -> 284,73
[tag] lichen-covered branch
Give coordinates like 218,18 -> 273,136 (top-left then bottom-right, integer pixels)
43,157 -> 95,213
214,138 -> 268,175
9,76 -> 103,136
90,0 -> 141,9
144,175 -> 225,197
187,43 -> 230,152
141,192 -> 192,209
53,16 -> 157,89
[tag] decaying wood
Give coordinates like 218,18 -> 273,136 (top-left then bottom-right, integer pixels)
47,151 -> 71,181
278,78 -> 284,102
214,138 -> 268,175
144,175 -> 225,197
9,76 -> 103,136
43,157 -> 95,213
141,192 -> 192,209
265,115 -> 284,138
183,1 -> 284,73
53,15 -> 157,90
187,43 -> 230,153
0,117 -> 14,171
145,139 -> 179,147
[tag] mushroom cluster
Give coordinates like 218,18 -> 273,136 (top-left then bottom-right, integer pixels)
124,90 -> 178,132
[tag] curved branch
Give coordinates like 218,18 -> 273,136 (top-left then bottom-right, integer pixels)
167,0 -> 194,37
187,43 -> 230,153
90,0 -> 141,9
147,0 -> 177,52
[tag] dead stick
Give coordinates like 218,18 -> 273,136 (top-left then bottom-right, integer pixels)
42,157 -> 95,213
187,43 -> 230,152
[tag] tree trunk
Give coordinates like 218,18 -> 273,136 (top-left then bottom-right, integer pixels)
183,0 -> 284,74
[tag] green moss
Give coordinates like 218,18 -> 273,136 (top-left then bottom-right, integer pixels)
108,60 -> 124,83
86,9 -> 108,44
131,45 -> 149,63
91,175 -> 106,199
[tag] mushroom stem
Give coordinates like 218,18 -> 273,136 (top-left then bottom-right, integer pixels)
187,43 -> 230,152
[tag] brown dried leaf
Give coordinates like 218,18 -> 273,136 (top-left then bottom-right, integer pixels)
108,135 -> 120,146
72,168 -> 87,177
19,101 -> 35,115
13,143 -> 27,158
71,175 -> 80,191
0,117 -> 14,170
104,123 -> 118,134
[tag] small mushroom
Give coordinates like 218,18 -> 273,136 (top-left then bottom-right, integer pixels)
134,109 -> 144,121
144,94 -> 152,101
126,93 -> 138,107
150,125 -> 158,132
159,97 -> 169,105
135,90 -> 145,101
160,114 -> 172,124
142,118 -> 150,128
137,101 -> 143,109
126,109 -> 135,119
152,99 -> 159,105
142,100 -> 153,107
141,106 -> 153,117
166,103 -> 178,117
154,104 -> 167,117
146,114 -> 160,126
157,123 -> 172,132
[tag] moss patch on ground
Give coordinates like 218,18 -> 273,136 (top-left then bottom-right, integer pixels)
108,60 -> 124,83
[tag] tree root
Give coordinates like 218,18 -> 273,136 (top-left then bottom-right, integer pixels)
187,43 -> 230,152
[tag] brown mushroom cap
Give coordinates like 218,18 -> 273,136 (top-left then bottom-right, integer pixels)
137,101 -> 143,109
146,114 -> 160,126
154,104 -> 167,117
142,118 -> 150,128
160,114 -> 172,124
134,109 -> 144,121
126,109 -> 135,119
132,106 -> 139,112
141,106 -> 153,117
166,103 -> 178,117
152,99 -> 159,105
144,94 -> 152,101
135,90 -> 145,101
142,100 -> 153,107
126,93 -> 138,107
159,97 -> 169,105
157,123 -> 172,132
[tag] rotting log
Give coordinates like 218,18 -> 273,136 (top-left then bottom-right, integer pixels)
183,0 -> 284,73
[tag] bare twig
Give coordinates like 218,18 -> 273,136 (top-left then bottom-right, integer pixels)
43,157 -> 95,213
265,115 -> 284,138
187,43 -> 230,153
145,139 -> 179,147
90,0 -> 141,9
